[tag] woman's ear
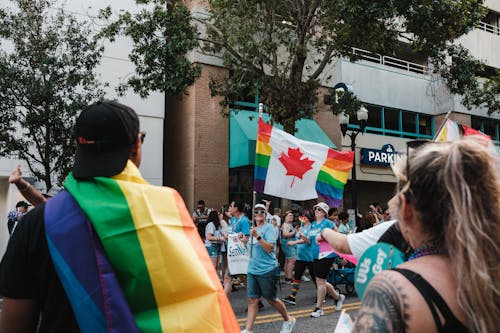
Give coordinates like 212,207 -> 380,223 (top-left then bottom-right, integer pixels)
400,194 -> 416,226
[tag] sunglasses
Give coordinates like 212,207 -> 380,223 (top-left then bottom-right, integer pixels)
139,131 -> 146,144
314,207 -> 324,212
254,210 -> 266,215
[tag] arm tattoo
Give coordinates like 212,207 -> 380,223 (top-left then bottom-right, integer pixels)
353,273 -> 410,333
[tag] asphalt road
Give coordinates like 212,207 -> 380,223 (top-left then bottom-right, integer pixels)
228,279 -> 360,333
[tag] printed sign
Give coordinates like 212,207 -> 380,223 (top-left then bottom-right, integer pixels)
360,144 -> 404,166
354,243 -> 405,299
227,233 -> 249,275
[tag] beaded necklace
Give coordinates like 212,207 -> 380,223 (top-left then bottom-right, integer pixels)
408,244 -> 439,261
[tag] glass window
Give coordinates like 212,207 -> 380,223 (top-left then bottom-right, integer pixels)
229,166 -> 254,204
402,112 -> 417,134
366,105 -> 382,128
471,116 -> 483,131
384,108 -> 400,134
418,115 -> 433,136
482,118 -> 497,138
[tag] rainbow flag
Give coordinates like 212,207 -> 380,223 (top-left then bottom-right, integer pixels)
47,161 -> 239,333
254,118 -> 354,207
434,119 -> 460,142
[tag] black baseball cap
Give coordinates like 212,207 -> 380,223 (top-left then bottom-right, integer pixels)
16,201 -> 30,208
73,100 -> 139,178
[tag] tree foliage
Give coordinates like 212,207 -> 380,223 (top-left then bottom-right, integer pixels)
0,0 -> 105,190
98,0 -> 200,98
202,0 -> 492,132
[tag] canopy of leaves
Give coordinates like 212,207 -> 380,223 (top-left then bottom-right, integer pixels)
203,0 -> 489,132
0,0 -> 105,190
98,0 -> 200,98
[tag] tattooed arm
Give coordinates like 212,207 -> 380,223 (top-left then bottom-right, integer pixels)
353,271 -> 409,333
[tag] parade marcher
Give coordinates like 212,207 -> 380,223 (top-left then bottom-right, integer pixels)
328,207 -> 340,227
192,199 -> 211,239
280,210 -> 297,284
219,205 -> 230,279
353,137 -> 500,333
337,212 -> 350,235
9,164 -> 47,207
223,200 -> 251,295
205,210 -> 224,270
282,209 -> 316,305
240,204 -> 296,333
309,202 -> 345,318
6,201 -> 30,235
0,100 -> 239,333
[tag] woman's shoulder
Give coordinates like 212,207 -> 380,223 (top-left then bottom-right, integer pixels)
353,270 -> 412,333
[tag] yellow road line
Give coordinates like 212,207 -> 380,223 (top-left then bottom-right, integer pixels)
237,302 -> 361,324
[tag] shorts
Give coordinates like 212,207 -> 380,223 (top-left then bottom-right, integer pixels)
313,257 -> 335,279
247,267 -> 280,301
281,242 -> 297,259
206,243 -> 221,258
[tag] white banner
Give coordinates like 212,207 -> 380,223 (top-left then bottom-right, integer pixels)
227,233 -> 249,275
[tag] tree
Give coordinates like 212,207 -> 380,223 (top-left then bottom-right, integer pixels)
98,0 -> 200,98
202,0 -> 493,133
0,0 -> 105,190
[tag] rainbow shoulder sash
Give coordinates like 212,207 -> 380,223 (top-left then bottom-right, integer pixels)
46,161 -> 239,332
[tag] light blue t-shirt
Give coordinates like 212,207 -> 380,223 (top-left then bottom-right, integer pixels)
338,223 -> 349,235
247,223 -> 278,275
309,218 -> 336,260
228,215 -> 251,236
296,223 -> 314,262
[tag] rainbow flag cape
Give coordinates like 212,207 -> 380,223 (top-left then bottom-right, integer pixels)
254,118 -> 354,207
46,161 -> 239,332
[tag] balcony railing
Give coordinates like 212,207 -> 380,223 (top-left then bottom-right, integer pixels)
477,21 -> 500,35
351,47 -> 428,75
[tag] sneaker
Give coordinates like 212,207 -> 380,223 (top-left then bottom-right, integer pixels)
335,294 -> 346,311
280,316 -> 296,333
310,308 -> 324,318
241,330 -> 252,333
312,298 -> 326,304
301,275 -> 311,282
282,296 -> 296,305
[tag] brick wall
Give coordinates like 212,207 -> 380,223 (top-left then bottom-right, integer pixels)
164,64 -> 229,213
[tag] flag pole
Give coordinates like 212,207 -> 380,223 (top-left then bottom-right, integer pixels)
432,110 -> 452,141
250,103 -> 264,258
250,190 -> 257,257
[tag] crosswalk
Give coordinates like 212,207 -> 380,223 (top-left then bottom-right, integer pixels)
237,301 -> 361,325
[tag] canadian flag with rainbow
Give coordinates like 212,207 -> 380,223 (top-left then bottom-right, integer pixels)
254,118 -> 354,208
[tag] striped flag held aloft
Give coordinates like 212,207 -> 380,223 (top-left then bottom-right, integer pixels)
254,118 -> 354,208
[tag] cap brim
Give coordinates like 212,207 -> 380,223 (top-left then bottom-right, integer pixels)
72,146 -> 130,179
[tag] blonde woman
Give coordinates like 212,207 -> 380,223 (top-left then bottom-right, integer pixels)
353,137 -> 500,333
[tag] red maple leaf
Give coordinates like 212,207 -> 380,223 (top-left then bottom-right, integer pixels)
278,147 -> 315,187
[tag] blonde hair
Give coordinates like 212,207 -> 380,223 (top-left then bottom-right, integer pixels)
392,136 -> 500,333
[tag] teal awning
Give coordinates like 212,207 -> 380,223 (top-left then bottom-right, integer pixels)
230,110 -> 336,168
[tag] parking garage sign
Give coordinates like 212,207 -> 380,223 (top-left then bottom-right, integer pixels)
360,144 -> 403,166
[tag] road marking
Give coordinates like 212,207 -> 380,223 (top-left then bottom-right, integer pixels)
237,302 -> 361,325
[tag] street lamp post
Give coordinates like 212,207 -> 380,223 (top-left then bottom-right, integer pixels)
338,106 -> 368,226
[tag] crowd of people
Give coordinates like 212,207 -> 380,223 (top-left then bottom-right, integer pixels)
3,99 -> 499,333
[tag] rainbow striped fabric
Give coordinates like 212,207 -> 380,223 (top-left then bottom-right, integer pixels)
255,118 -> 354,207
46,161 -> 239,333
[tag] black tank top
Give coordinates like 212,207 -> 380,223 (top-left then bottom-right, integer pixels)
393,268 -> 469,333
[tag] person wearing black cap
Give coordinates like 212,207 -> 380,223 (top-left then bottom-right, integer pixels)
6,200 -> 31,235
0,100 -> 148,332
